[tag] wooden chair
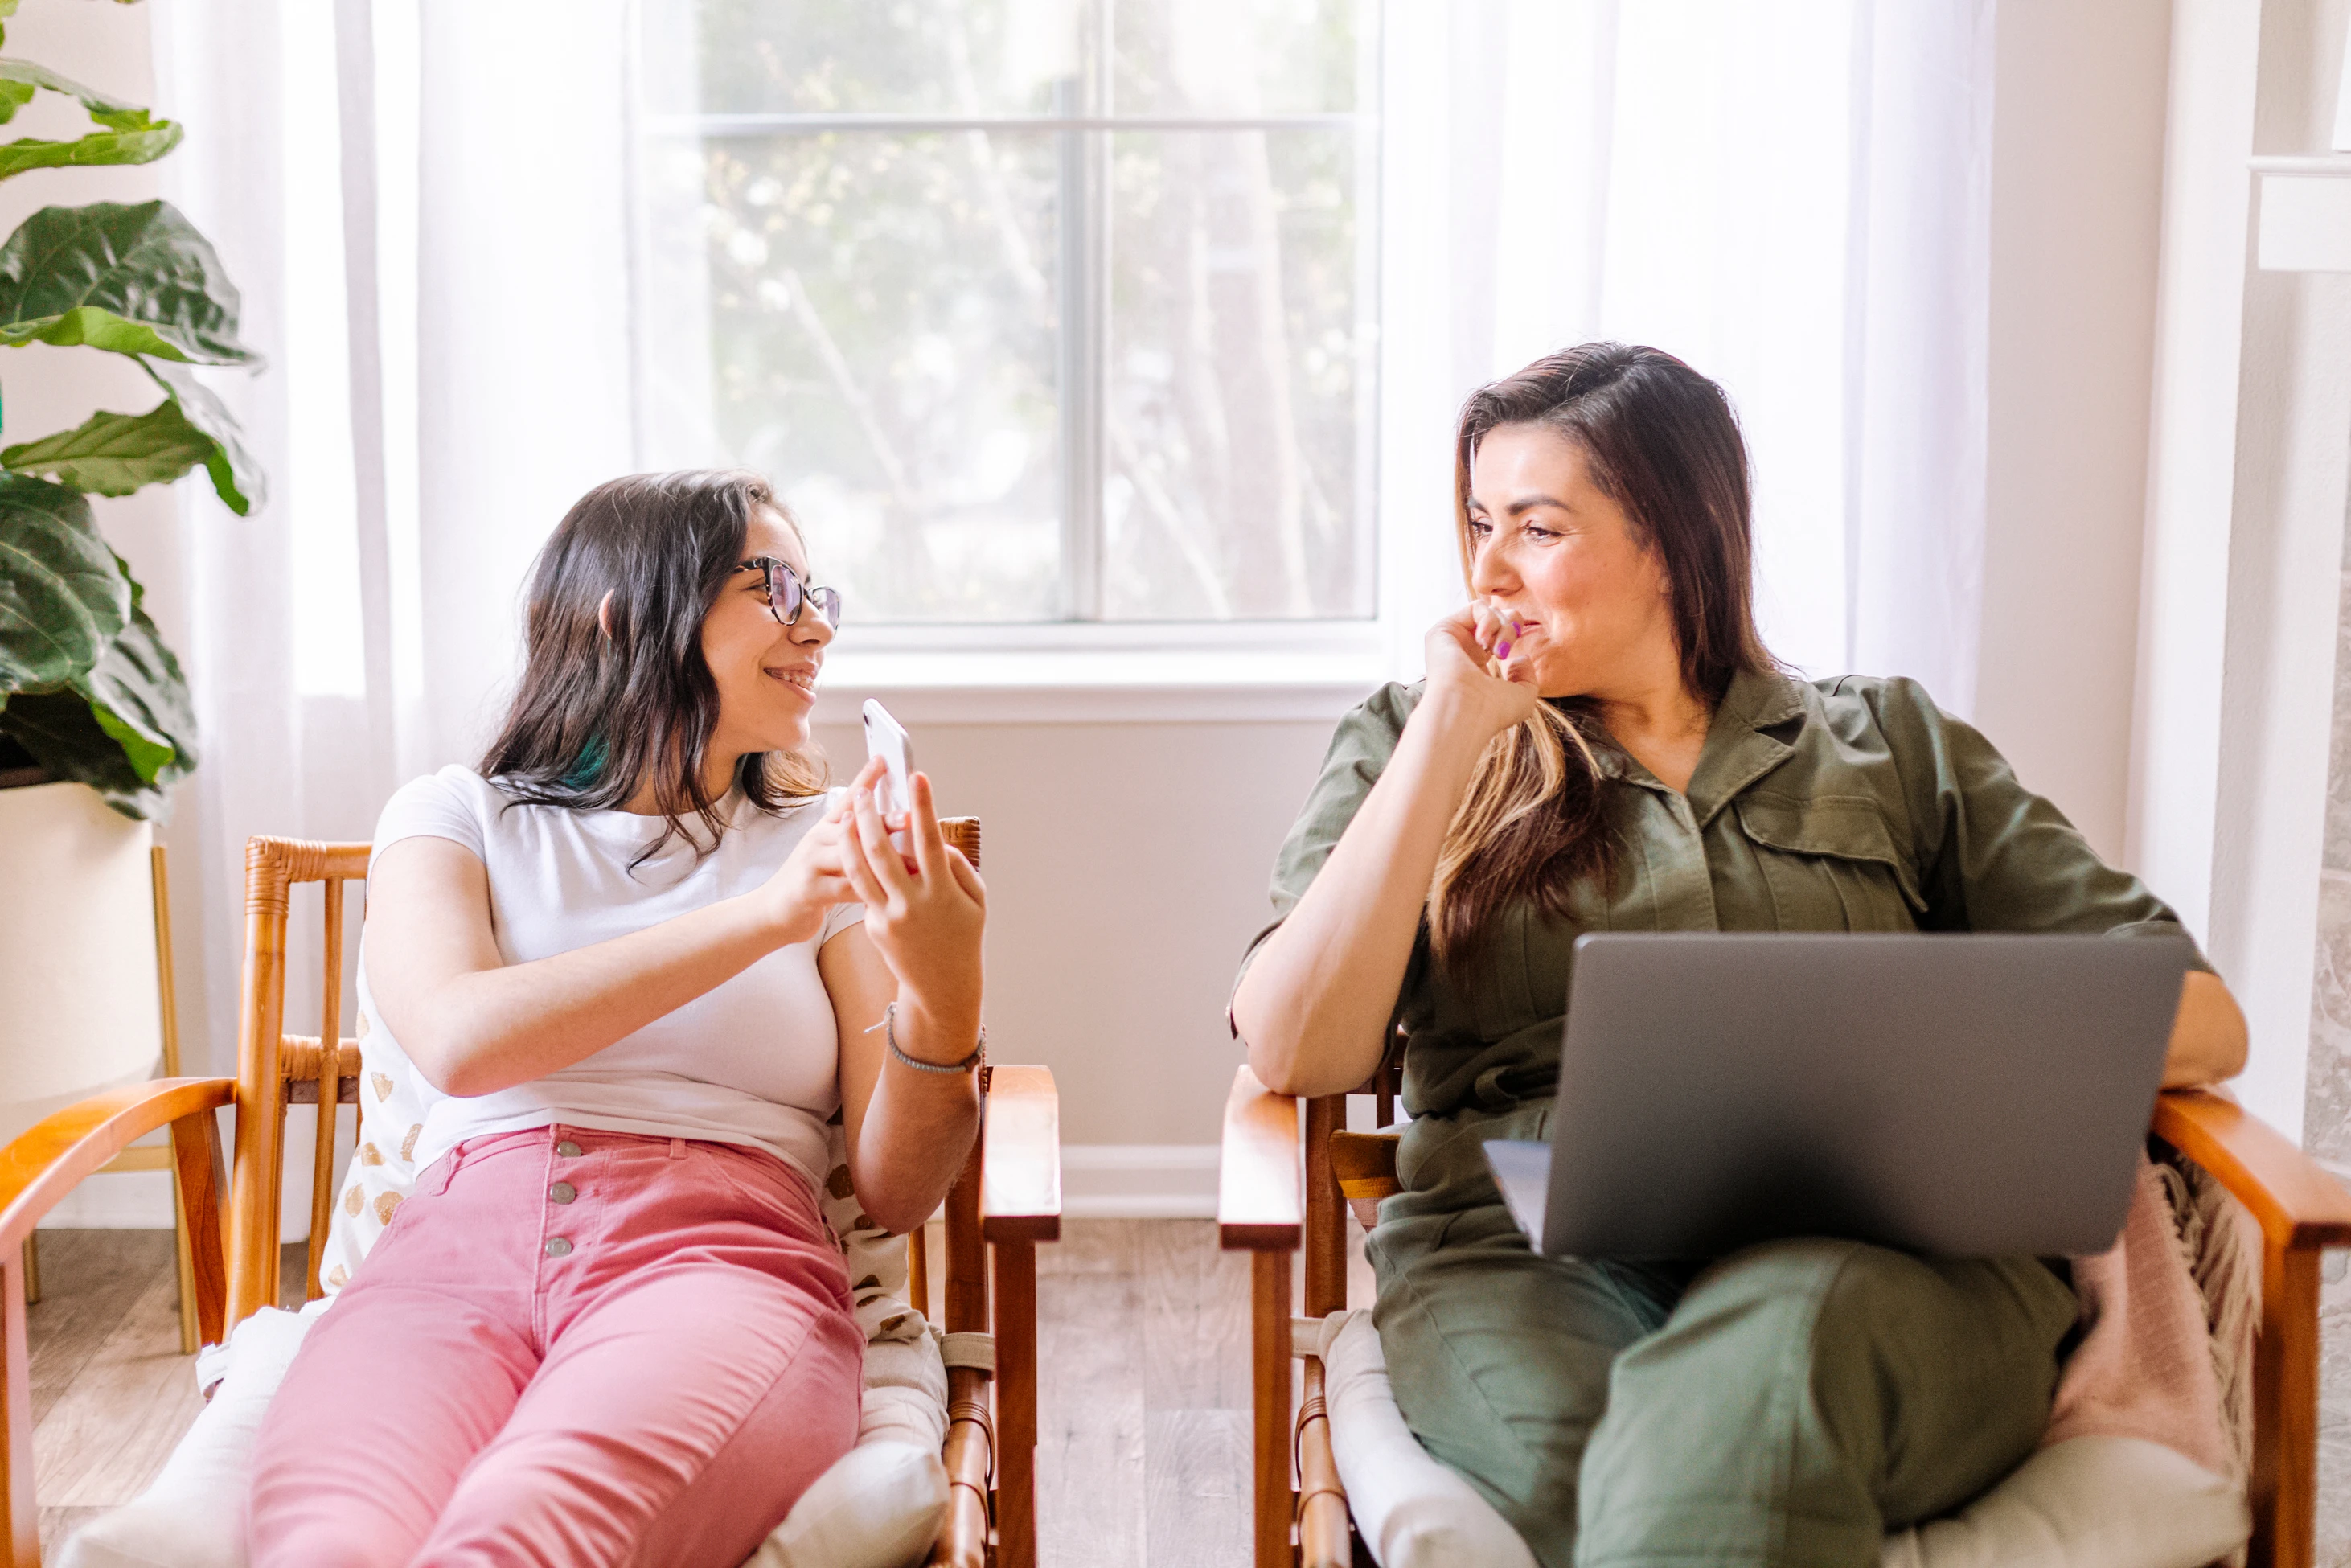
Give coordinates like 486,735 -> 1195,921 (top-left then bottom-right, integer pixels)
1218,1054 -> 2351,1568
0,824 -> 1060,1568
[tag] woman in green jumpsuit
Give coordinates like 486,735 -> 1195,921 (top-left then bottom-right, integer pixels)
1229,344 -> 2250,1568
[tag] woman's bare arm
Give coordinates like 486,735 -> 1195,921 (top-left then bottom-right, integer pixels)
829,771 -> 987,1233
364,798 -> 857,1098
826,926 -> 979,1233
1232,608 -> 1536,1098
2163,970 -> 2248,1090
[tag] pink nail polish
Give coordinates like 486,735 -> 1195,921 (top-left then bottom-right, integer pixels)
1496,640 -> 1513,659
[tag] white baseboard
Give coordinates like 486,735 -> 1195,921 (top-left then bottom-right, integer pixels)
1058,1143 -> 1219,1219
37,1169 -> 324,1238
39,1170 -> 175,1229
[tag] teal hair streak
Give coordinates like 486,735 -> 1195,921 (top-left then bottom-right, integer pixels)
562,734 -> 609,790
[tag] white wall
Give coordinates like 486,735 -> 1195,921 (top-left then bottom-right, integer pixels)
1977,0 -> 2174,864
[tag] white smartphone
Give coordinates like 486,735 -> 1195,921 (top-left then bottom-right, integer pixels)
860,699 -> 915,848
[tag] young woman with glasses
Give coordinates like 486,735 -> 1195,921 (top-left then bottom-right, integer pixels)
244,470 -> 985,1566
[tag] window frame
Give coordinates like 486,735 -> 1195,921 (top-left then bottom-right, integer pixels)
620,2 -> 1387,683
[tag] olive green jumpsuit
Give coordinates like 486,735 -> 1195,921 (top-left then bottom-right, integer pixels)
1239,669 -> 2208,1568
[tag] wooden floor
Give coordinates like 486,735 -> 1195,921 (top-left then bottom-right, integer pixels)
25,1221 -> 1371,1566
26,1229 -> 210,1556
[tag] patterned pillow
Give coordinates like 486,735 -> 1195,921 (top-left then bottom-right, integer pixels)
318,951 -> 925,1348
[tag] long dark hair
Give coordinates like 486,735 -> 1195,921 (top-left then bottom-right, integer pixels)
1430,344 -> 1776,968
480,470 -> 826,862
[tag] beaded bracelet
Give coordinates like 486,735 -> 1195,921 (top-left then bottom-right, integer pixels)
868,1001 -> 986,1075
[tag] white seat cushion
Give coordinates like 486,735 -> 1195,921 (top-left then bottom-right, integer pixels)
1314,1310 -> 2252,1568
58,1307 -> 952,1568
1320,1310 -> 1537,1568
1881,1436 -> 2246,1568
746,1443 -> 947,1568
55,1302 -> 326,1568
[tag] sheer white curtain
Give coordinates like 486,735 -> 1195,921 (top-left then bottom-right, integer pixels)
141,0 -> 636,1073
1377,0 -> 1996,704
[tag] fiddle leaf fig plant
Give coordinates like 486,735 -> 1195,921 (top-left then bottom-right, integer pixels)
0,0 -> 263,818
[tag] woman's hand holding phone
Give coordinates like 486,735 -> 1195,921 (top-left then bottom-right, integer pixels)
840,763 -> 986,1061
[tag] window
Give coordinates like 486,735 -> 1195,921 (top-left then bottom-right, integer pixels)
630,0 -> 1377,630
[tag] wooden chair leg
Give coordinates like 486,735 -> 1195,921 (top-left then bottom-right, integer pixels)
0,1250 -> 35,1567
994,1238 -> 1037,1568
909,1228 -> 931,1324
1253,1250 -> 1295,1568
170,1162 -> 199,1356
2251,1242 -> 2320,1568
932,1132 -> 992,1568
169,1105 -> 228,1348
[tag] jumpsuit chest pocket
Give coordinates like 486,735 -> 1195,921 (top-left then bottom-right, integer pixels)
1733,794 -> 1925,932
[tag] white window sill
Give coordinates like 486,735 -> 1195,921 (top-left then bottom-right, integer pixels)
809,642 -> 1393,725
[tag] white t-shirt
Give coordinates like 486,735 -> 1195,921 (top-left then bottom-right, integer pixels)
360,766 -> 862,1188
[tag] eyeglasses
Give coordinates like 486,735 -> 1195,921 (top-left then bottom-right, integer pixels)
737,557 -> 842,629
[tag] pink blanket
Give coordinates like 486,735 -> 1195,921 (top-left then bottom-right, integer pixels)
2044,1154 -> 2244,1480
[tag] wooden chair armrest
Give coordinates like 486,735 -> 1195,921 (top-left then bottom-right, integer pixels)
0,1078 -> 234,1254
2152,1088 -> 2351,1250
982,1065 -> 1061,1244
1221,1065 -> 1301,1250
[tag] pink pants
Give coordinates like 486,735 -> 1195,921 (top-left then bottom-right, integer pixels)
248,1126 -> 864,1568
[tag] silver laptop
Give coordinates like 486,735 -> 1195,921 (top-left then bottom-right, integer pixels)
1481,933 -> 2195,1259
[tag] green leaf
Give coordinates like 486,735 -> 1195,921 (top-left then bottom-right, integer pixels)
0,398 -> 212,495
76,557 -> 192,786
0,60 -> 155,129
0,201 -> 258,367
142,357 -> 262,512
0,688 -> 162,817
0,363 -> 267,519
0,63 -> 183,179
0,302 -> 203,358
0,554 -> 195,819
0,124 -> 182,179
0,472 -> 122,694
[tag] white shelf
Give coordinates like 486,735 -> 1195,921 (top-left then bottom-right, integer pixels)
2256,164 -> 2351,272
2250,155 -> 2351,176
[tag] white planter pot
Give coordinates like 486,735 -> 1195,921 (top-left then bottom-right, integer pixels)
0,781 -> 165,1147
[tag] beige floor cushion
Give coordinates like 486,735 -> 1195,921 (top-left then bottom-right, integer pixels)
1315,1309 -> 2251,1568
